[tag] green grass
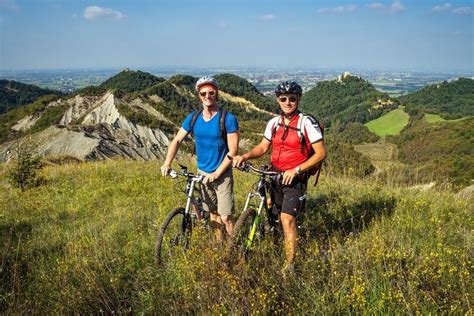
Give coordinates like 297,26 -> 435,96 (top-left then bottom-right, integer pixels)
424,113 -> 446,123
423,113 -> 470,124
1,160 -> 472,314
365,108 -> 409,137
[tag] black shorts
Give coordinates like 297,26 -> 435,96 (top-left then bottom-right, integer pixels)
270,174 -> 307,218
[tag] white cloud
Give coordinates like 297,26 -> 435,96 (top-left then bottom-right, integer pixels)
258,14 -> 277,21
431,3 -> 472,15
0,0 -> 19,11
318,5 -> 357,14
432,3 -> 452,12
452,6 -> 473,15
84,6 -> 127,21
367,1 -> 406,14
367,3 -> 385,10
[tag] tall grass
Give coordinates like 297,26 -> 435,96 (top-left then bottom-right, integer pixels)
0,160 -> 472,313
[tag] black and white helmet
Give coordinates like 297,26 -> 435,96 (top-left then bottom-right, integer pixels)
195,76 -> 218,91
274,81 -> 302,96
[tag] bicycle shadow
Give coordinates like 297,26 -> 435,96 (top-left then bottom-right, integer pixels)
298,191 -> 397,242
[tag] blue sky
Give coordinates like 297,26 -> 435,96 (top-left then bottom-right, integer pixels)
0,0 -> 472,72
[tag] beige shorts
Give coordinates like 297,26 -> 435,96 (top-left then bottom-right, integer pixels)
198,168 -> 234,218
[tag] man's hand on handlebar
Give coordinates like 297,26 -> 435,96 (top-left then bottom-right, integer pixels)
232,155 -> 247,168
160,164 -> 171,177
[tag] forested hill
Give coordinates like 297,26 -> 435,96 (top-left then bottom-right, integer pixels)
300,73 -> 399,127
399,78 -> 474,119
99,69 -> 166,93
214,73 -> 275,112
0,80 -> 61,114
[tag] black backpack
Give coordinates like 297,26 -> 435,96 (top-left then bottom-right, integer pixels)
270,112 -> 325,185
187,108 -> 228,149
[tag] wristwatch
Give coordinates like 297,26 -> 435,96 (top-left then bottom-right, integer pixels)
295,166 -> 301,174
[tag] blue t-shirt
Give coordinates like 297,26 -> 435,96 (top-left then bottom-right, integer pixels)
182,110 -> 239,173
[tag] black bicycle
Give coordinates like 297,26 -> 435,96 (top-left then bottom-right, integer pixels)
227,162 -> 283,260
155,164 -> 209,267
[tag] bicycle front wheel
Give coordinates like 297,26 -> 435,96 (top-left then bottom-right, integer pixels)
155,207 -> 191,267
227,208 -> 257,261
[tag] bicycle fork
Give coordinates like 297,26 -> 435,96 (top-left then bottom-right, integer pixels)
243,192 -> 266,249
185,180 -> 200,218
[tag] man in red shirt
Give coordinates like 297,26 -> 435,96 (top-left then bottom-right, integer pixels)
233,81 -> 326,274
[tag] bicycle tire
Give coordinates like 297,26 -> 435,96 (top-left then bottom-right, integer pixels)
155,207 -> 191,267
227,208 -> 257,261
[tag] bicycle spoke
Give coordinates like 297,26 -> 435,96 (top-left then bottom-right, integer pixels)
156,208 -> 191,267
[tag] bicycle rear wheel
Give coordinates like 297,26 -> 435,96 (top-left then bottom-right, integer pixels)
227,208 -> 257,261
155,207 -> 191,267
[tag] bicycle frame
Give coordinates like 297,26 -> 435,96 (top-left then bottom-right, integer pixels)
169,167 -> 204,220
242,177 -> 268,247
238,164 -> 279,249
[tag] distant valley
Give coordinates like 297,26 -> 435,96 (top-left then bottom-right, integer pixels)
1,67 -> 472,97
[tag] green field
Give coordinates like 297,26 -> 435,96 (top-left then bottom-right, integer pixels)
424,113 -> 446,123
1,159 -> 472,314
423,113 -> 471,124
365,108 -> 409,137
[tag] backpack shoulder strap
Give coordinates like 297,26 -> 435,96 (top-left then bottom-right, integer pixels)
219,108 -> 228,148
271,115 -> 285,140
297,112 -> 307,153
189,109 -> 203,136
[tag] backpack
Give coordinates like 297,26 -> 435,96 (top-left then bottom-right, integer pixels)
271,112 -> 325,186
188,108 -> 228,149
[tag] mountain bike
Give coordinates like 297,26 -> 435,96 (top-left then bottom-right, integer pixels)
155,164 -> 209,267
227,162 -> 282,260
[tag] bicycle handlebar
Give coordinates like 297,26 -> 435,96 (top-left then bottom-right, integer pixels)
168,167 -> 204,182
236,162 -> 280,176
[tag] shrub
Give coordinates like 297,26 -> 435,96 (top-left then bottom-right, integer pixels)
7,138 -> 44,190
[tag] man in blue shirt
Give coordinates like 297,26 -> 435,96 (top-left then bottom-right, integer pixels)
161,76 -> 239,238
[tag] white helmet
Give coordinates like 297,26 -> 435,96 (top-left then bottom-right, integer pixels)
195,76 -> 218,91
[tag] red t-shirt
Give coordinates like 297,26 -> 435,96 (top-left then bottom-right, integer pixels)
264,114 -> 323,171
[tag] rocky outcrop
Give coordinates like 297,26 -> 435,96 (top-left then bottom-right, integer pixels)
58,94 -> 102,126
0,91 -> 170,162
11,114 -> 41,132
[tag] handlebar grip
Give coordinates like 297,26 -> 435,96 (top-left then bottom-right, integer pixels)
168,170 -> 178,178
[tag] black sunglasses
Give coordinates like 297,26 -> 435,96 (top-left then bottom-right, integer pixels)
199,90 -> 216,97
278,96 -> 298,103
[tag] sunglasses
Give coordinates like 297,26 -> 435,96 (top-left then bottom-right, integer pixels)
199,90 -> 216,97
278,96 -> 298,103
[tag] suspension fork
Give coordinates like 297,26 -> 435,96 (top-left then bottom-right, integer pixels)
243,192 -> 266,248
184,180 -> 195,216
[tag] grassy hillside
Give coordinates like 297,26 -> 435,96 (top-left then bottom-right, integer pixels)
424,113 -> 446,123
423,113 -> 467,124
1,160 -> 471,314
0,80 -> 61,114
214,73 -> 275,112
300,75 -> 399,127
365,108 -> 410,137
0,95 -> 64,143
392,117 -> 474,187
399,78 -> 474,119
